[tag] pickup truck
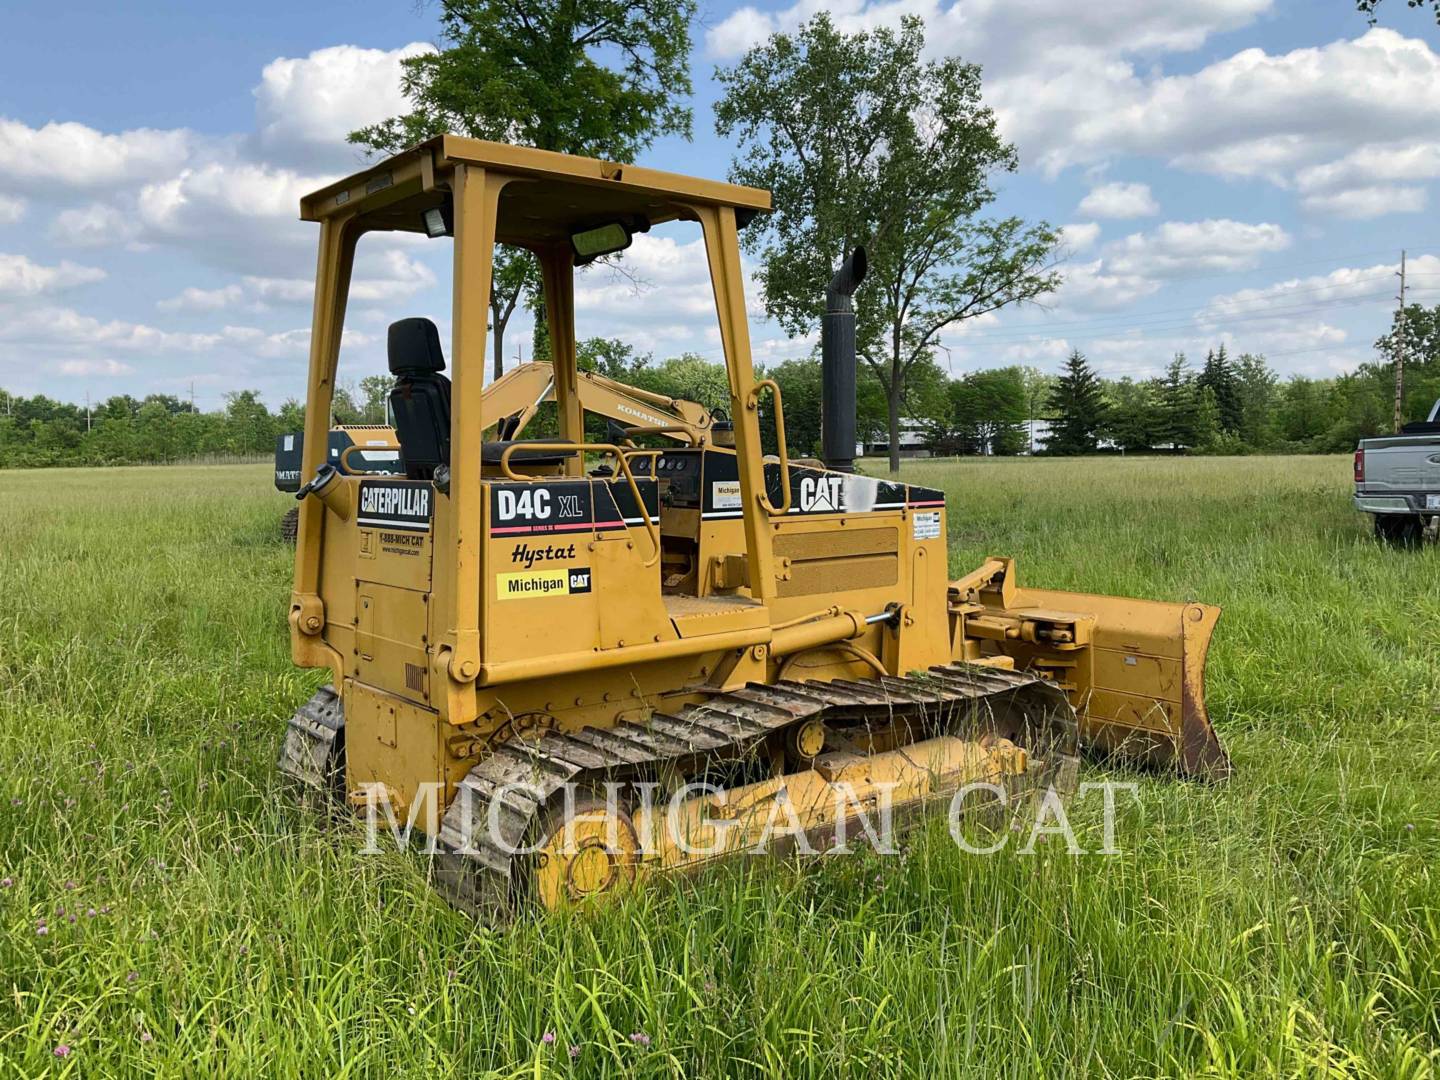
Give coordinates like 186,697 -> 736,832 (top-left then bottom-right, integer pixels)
1354,397 -> 1440,545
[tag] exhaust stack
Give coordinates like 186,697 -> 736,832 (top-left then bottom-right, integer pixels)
821,246 -> 867,473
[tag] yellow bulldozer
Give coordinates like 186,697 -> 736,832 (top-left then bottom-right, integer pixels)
280,136 -> 1226,918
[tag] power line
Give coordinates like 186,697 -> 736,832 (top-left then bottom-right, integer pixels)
957,287 -> 1440,348
954,269 -> 1431,342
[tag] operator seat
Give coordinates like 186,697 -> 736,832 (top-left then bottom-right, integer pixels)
387,317 -> 451,480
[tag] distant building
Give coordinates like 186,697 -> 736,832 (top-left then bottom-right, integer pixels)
862,418 -> 931,458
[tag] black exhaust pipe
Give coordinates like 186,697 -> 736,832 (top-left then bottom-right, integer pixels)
821,246 -> 867,472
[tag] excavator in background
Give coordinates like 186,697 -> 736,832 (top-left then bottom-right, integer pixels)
275,361 -> 722,542
278,137 -> 1227,921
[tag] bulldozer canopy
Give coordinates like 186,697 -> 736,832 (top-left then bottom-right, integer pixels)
298,135 -> 771,248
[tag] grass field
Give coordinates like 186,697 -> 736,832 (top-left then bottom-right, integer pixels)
1,455 -> 1437,1078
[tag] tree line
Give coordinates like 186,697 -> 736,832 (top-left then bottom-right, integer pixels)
8,299 -> 1431,468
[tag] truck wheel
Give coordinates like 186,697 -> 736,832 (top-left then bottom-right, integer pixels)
1374,514 -> 1423,548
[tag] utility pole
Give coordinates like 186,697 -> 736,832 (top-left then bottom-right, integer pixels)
1395,249 -> 1407,434
85,391 -> 92,433
189,381 -> 196,414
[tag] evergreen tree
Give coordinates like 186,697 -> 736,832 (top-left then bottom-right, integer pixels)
1233,353 -> 1278,449
1156,353 -> 1199,449
1198,345 -> 1242,434
1045,350 -> 1108,454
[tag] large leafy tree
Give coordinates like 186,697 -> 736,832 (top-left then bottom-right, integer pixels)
351,0 -> 697,379
1045,350 -> 1108,455
1104,377 -> 1159,453
715,14 -> 1060,473
946,367 -> 1028,455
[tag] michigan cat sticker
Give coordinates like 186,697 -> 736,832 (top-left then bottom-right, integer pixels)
497,566 -> 592,599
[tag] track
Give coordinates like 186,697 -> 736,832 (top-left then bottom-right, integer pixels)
433,664 -> 1076,919
279,665 -> 1078,922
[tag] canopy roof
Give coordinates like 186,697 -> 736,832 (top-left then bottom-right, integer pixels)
299,135 -> 770,247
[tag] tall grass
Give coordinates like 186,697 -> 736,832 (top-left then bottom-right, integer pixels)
0,458 -> 1436,1077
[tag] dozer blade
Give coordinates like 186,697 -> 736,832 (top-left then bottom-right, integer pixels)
1006,588 -> 1227,781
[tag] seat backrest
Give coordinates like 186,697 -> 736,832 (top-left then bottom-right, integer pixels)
386,318 -> 451,480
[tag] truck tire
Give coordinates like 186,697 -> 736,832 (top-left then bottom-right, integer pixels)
1373,513 -> 1423,548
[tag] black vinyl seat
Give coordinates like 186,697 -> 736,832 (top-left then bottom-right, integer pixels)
387,318 -> 451,479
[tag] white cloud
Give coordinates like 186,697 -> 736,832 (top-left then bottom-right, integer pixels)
1057,222 -> 1100,253
135,160 -> 329,272
50,202 -> 141,247
251,42 -> 435,170
706,0 -> 1268,62
1104,219 -> 1290,277
0,253 -> 106,297
157,250 -> 437,313
575,233 -> 721,347
1199,256 -> 1440,320
0,305 -> 219,351
0,195 -> 24,224
58,358 -> 134,377
157,284 -> 246,312
0,118 -> 192,191
709,8 -> 1440,218
1300,185 -> 1427,219
1078,182 -> 1157,219
1048,258 -> 1160,311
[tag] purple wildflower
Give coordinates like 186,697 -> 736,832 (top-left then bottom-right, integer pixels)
541,1031 -> 555,1045
54,1044 -> 71,1058
64,880 -> 76,890
569,1045 -> 582,1059
140,1031 -> 153,1044
1,877 -> 12,888
630,1032 -> 651,1047
86,908 -> 97,918
36,924 -> 48,936
126,971 -> 138,983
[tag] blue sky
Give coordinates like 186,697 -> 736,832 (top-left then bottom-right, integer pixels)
2,0 -> 1438,409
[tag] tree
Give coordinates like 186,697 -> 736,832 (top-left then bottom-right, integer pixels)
1374,301 -> 1440,423
1018,366 -> 1055,453
1045,350 -> 1108,455
763,358 -> 823,456
222,390 -> 275,455
716,15 -> 1060,473
331,381 -> 364,426
358,375 -> 395,424
1233,353 -> 1278,449
1155,354 -> 1200,450
352,0 -> 697,380
1198,345 -> 1242,434
1104,377 -> 1159,453
578,337 -> 648,380
946,367 -> 1028,455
